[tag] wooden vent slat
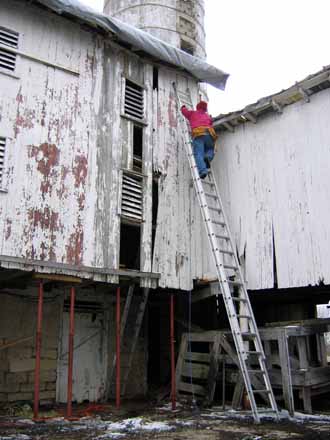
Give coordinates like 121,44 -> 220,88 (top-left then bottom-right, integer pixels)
0,27 -> 19,48
0,27 -> 18,72
0,137 -> 6,186
124,80 -> 144,121
121,172 -> 143,221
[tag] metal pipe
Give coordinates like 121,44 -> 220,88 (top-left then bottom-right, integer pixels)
170,294 -> 176,410
67,287 -> 75,418
33,281 -> 43,419
116,287 -> 121,409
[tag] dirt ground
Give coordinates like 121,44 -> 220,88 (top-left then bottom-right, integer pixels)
0,401 -> 330,440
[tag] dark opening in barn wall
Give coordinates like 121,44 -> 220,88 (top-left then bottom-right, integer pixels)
152,66 -> 159,91
120,222 -> 141,270
151,176 -> 159,258
133,125 -> 143,173
272,224 -> 278,289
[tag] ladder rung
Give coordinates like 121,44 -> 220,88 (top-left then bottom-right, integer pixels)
237,314 -> 251,319
224,264 -> 238,270
252,389 -> 271,394
246,351 -> 262,356
215,234 -> 230,240
247,369 -> 265,375
232,297 -> 248,303
201,180 -> 214,186
209,206 -> 221,212
212,220 -> 226,227
205,192 -> 217,199
241,332 -> 256,339
228,280 -> 243,286
219,249 -> 234,255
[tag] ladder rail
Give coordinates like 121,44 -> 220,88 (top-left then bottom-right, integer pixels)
209,169 -> 278,413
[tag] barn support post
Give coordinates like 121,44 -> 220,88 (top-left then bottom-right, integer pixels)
170,293 -> 176,410
33,281 -> 44,420
116,286 -> 121,409
67,287 -> 75,418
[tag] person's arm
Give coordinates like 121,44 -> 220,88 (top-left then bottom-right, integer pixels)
181,105 -> 193,119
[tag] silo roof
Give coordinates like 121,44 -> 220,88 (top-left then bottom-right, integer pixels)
32,0 -> 229,90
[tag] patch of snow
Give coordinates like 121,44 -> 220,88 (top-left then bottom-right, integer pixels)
202,409 -> 330,424
175,419 -> 194,426
96,433 -> 125,439
0,435 -> 31,440
105,417 -> 173,433
157,402 -> 183,411
17,419 -> 35,425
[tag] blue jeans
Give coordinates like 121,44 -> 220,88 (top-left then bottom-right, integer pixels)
192,134 -> 215,176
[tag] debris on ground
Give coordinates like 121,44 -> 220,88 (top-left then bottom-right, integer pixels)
0,402 -> 330,439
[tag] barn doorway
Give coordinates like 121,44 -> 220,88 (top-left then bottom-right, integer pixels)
56,302 -> 107,403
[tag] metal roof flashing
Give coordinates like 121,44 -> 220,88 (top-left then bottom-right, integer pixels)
29,0 -> 229,90
213,66 -> 330,132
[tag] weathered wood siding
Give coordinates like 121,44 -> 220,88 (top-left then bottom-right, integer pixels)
212,89 -> 330,290
0,1 -> 217,292
0,1 -> 155,284
152,72 -> 211,290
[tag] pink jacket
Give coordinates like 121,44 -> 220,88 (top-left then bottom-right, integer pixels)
181,106 -> 213,129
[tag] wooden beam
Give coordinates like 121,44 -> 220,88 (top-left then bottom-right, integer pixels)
223,122 -> 234,132
0,254 -> 160,280
205,334 -> 222,405
244,112 -> 257,123
33,273 -> 82,283
298,87 -> 310,103
0,336 -> 33,351
278,330 -> 295,416
271,99 -> 283,114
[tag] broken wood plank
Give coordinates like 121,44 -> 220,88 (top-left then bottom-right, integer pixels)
0,336 -> 33,351
184,352 -> 210,363
278,329 -> 295,416
181,362 -> 209,380
205,333 -> 222,405
177,381 -> 206,396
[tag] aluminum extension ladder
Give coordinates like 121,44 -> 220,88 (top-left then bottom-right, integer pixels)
173,83 -> 279,423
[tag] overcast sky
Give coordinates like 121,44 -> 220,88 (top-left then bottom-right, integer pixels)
79,0 -> 330,115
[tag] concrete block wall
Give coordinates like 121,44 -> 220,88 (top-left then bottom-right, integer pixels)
0,293 -> 61,404
0,288 -> 148,404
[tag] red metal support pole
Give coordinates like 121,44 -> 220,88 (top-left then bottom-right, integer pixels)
67,287 -> 75,418
33,281 -> 44,420
170,294 -> 176,410
116,287 -> 121,409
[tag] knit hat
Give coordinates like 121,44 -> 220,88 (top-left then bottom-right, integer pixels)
196,101 -> 208,111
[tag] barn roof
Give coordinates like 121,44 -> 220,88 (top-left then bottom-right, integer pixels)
213,66 -> 330,132
31,0 -> 229,90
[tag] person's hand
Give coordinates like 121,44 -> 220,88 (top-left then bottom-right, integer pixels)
181,105 -> 186,110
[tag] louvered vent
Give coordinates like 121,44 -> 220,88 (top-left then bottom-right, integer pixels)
124,80 -> 144,120
121,172 -> 143,222
0,27 -> 19,72
0,137 -> 6,187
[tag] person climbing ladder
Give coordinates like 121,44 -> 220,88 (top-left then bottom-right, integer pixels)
181,100 -> 217,179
